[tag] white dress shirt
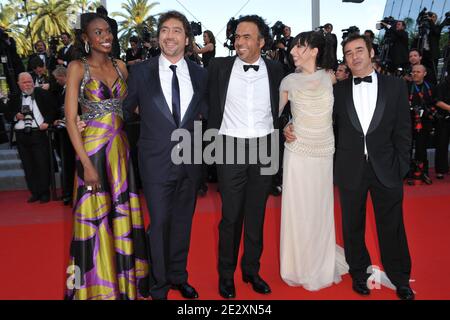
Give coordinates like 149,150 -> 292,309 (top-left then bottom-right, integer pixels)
219,57 -> 273,138
352,70 -> 378,156
159,54 -> 194,122
14,94 -> 44,130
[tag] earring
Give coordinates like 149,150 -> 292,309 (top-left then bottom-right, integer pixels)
84,42 -> 90,53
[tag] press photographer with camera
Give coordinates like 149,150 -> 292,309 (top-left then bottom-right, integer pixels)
413,9 -> 449,76
434,74 -> 450,180
4,72 -> 57,203
193,30 -> 216,68
408,64 -> 436,185
382,20 -> 409,73
272,24 -> 294,71
0,27 -> 24,95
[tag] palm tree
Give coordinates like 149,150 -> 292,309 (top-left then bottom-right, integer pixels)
0,2 -> 32,55
112,0 -> 160,51
71,0 -> 102,14
29,0 -> 73,42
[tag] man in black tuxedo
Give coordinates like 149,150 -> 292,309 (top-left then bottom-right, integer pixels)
5,72 -> 57,203
27,40 -> 56,72
123,11 -> 208,300
285,33 -> 414,300
207,15 -> 285,299
56,32 -> 75,68
334,34 -> 413,300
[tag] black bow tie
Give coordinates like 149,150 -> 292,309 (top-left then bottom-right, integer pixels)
354,75 -> 373,85
22,94 -> 30,98
243,65 -> 259,72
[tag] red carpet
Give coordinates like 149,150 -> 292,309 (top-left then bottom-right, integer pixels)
1,178 -> 450,300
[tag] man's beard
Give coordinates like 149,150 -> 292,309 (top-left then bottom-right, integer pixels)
23,88 -> 34,96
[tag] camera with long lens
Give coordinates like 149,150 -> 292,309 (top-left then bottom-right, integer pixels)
416,8 -> 433,33
224,17 -> 238,51
376,16 -> 396,30
271,21 -> 286,41
190,21 -> 202,37
21,104 -> 34,134
342,26 -> 360,41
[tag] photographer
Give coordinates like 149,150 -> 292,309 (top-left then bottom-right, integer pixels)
274,25 -> 294,69
434,74 -> 450,180
404,48 -> 436,85
323,23 -> 338,69
335,62 -> 351,81
364,29 -> 379,56
4,72 -> 57,203
0,27 -> 24,95
193,30 -> 216,68
56,32 -> 75,68
125,36 -> 144,67
408,64 -> 435,185
383,20 -> 409,73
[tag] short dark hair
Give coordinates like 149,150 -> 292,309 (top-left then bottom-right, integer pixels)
157,10 -> 192,40
364,29 -> 375,40
61,32 -> 71,39
236,15 -> 270,50
338,62 -> 350,74
409,48 -> 422,56
29,56 -> 44,70
129,36 -> 139,44
342,34 -> 373,57
324,23 -> 333,30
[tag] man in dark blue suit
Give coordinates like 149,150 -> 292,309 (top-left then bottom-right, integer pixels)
123,11 -> 208,300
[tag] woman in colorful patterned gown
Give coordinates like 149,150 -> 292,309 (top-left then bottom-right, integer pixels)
64,13 -> 150,300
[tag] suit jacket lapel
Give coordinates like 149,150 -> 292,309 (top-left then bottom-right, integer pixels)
367,72 -> 386,135
181,59 -> 200,127
345,78 -> 363,133
263,57 -> 279,123
218,56 -> 236,113
148,58 -> 176,126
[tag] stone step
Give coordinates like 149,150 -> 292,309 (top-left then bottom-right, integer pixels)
0,149 -> 20,161
0,159 -> 23,170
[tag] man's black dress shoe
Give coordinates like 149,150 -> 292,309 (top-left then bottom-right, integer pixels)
40,194 -> 50,203
352,279 -> 370,296
219,278 -> 235,299
27,195 -> 40,203
242,274 -> 271,294
396,285 -> 415,300
171,283 -> 198,299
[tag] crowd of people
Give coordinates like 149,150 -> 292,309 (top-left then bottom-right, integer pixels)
1,6 -> 450,301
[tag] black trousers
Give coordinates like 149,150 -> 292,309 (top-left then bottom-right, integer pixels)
217,135 -> 275,279
338,159 -> 412,287
413,119 -> 433,172
141,164 -> 197,299
435,119 -> 450,174
16,130 -> 51,198
54,128 -> 75,199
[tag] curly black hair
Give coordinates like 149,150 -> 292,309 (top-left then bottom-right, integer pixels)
236,15 -> 270,50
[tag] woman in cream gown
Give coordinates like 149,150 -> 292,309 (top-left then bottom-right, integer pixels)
279,31 -> 348,291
